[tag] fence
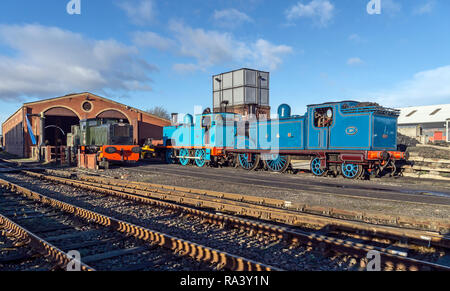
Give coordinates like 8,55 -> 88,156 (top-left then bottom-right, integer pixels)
31,146 -> 67,164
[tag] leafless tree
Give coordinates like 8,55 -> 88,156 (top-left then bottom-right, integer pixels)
146,106 -> 170,120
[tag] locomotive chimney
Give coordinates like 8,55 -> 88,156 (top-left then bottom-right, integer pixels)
220,101 -> 229,113
171,113 -> 179,126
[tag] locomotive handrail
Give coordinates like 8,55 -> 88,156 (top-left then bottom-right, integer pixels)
341,105 -> 399,111
341,106 -> 400,116
341,106 -> 399,112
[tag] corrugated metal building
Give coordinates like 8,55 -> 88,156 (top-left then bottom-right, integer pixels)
397,104 -> 450,143
2,92 -> 171,158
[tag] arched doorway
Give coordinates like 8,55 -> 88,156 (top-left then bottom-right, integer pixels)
43,107 -> 80,146
96,109 -> 130,124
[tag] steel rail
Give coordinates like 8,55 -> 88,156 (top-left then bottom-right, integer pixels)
0,177 -> 279,271
125,166 -> 450,208
0,213 -> 94,271
76,170 -> 450,234
33,170 -> 450,250
23,171 -> 450,271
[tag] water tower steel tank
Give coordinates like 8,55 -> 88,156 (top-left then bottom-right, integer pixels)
213,68 -> 270,111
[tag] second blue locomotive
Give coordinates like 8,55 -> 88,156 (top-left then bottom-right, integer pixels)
161,100 -> 407,179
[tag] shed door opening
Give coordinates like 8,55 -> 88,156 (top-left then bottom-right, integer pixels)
44,107 -> 80,147
96,110 -> 129,123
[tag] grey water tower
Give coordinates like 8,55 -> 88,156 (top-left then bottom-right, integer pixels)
212,68 -> 271,118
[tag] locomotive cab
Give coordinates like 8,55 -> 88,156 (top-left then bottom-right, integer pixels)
163,112 -> 240,149
307,101 -> 400,151
162,112 -> 240,166
306,101 -> 405,178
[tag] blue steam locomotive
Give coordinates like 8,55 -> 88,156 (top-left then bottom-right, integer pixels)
161,101 -> 407,179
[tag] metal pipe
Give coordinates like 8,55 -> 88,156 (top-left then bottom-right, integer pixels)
39,112 -> 45,161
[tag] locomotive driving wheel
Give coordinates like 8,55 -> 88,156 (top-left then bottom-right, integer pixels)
195,149 -> 207,167
179,149 -> 190,166
238,153 -> 260,171
341,163 -> 363,179
265,154 -> 291,173
310,158 -> 327,177
165,149 -> 176,164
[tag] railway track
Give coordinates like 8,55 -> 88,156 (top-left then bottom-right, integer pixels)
12,169 -> 450,271
56,170 -> 450,233
0,213 -> 88,271
0,176 -> 277,271
41,169 -> 450,242
127,164 -> 450,205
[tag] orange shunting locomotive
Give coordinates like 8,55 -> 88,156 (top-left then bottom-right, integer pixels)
67,118 -> 140,169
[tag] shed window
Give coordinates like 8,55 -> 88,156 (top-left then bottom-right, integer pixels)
430,109 -> 441,116
82,101 -> 92,112
406,110 -> 417,117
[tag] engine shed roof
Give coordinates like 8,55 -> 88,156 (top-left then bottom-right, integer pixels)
397,103 -> 450,125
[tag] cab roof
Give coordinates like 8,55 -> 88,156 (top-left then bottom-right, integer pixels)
307,101 -> 359,107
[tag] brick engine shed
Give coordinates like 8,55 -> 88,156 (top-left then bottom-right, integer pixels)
2,92 -> 171,158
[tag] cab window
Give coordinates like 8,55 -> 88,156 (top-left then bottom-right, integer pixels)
314,107 -> 333,128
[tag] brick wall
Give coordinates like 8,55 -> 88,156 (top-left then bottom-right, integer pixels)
2,93 -> 171,158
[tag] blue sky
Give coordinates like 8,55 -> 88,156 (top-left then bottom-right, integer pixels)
0,0 -> 449,127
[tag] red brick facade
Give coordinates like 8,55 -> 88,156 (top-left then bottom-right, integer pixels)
2,93 -> 171,158
213,104 -> 271,120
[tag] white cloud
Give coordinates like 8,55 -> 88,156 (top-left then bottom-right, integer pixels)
347,57 -> 364,66
169,21 -> 248,68
168,21 -> 292,71
413,1 -> 435,15
132,31 -> 175,51
368,65 -> 450,107
0,24 -> 156,101
118,0 -> 156,25
286,0 -> 334,27
213,9 -> 253,28
251,40 -> 293,71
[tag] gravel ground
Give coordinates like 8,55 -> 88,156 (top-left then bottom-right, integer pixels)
0,208 -> 56,271
408,146 -> 450,160
0,173 -> 365,271
398,133 -> 420,149
81,164 -> 450,222
0,187 -> 220,271
0,234 -> 56,271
